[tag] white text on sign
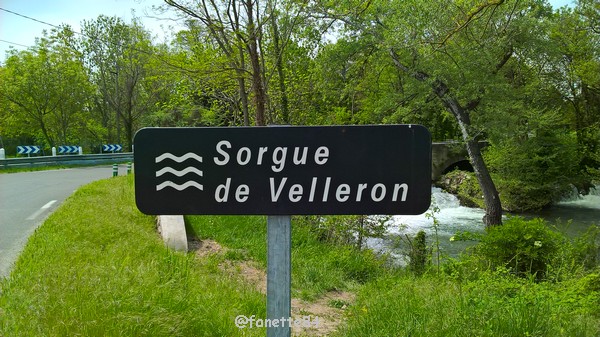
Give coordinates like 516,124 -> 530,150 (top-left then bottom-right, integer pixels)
212,140 -> 409,204
213,140 -> 330,172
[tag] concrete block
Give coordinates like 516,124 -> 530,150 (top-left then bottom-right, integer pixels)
157,215 -> 188,252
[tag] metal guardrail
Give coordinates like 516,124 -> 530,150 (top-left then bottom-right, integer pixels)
0,153 -> 133,169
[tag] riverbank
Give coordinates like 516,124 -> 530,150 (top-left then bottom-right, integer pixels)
367,185 -> 600,262
437,170 -> 600,214
1,176 -> 598,336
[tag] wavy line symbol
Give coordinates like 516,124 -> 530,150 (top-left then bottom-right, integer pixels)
155,152 -> 203,163
156,166 -> 203,177
156,181 -> 204,191
155,152 -> 204,192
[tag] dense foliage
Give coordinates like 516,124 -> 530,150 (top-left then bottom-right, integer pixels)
476,217 -> 565,278
0,0 -> 598,211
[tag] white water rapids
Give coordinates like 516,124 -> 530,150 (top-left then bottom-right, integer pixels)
367,186 -> 600,260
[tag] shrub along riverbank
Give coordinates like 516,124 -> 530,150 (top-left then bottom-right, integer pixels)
0,176 -> 598,336
438,169 -> 599,212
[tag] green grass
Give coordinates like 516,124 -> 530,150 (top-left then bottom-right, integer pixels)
185,215 -> 387,300
0,176 -> 265,336
187,214 -> 600,337
337,270 -> 600,336
1,176 -> 598,336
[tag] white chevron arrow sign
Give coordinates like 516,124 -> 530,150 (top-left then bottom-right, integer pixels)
102,144 -> 123,152
58,145 -> 79,154
17,145 -> 41,155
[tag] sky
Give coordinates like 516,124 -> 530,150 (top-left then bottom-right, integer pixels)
0,0 -> 577,64
0,0 -> 181,63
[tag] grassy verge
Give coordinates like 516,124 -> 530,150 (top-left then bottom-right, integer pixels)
1,176 -> 598,336
338,271 -> 599,336
0,176 -> 265,336
185,216 -> 386,301
187,215 -> 600,337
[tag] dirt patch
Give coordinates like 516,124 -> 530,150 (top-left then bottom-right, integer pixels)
189,237 -> 354,336
189,237 -> 224,258
237,260 -> 268,294
233,259 -> 353,336
291,290 -> 355,336
218,259 -> 268,294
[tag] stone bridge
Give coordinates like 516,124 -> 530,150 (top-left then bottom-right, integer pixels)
431,141 -> 474,181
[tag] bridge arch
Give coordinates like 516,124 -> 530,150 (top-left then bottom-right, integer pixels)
431,142 -> 477,181
440,159 -> 474,177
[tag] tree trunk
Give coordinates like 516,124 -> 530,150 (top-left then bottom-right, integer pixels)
236,43 -> 250,126
390,49 -> 502,227
246,0 -> 266,126
38,117 -> 54,148
238,74 -> 250,126
432,82 -> 502,227
271,10 -> 290,124
465,139 -> 502,226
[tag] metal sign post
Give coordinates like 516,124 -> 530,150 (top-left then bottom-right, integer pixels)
267,215 -> 291,337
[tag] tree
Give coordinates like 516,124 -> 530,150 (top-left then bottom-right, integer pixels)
159,22 -> 251,126
339,0 -> 518,226
0,29 -> 92,147
305,0 -> 593,224
164,0 -> 266,126
79,16 -> 154,150
268,4 -> 291,123
163,0 -> 315,125
548,3 -> 600,192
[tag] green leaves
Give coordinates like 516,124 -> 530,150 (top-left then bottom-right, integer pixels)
477,217 -> 564,279
0,30 -> 92,147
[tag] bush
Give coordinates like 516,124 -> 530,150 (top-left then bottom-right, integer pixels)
476,217 -> 564,279
573,225 -> 600,270
484,131 -> 581,212
407,230 -> 428,276
294,215 -> 390,250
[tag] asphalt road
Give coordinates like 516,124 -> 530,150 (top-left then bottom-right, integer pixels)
0,166 -> 122,277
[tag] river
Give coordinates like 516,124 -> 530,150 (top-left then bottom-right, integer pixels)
367,186 -> 600,261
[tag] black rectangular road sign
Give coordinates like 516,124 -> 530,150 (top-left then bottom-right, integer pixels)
134,125 -> 431,215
